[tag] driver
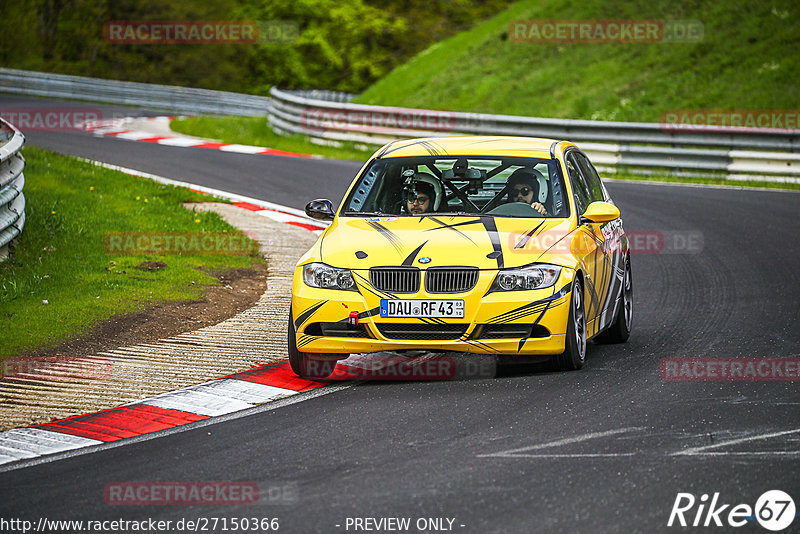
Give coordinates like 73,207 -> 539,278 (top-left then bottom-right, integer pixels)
507,168 -> 548,216
403,172 -> 442,214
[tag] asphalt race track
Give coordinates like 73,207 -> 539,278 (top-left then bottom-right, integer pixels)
1,95 -> 362,208
2,96 -> 799,533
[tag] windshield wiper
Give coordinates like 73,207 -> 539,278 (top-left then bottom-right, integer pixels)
432,211 -> 478,216
342,210 -> 388,216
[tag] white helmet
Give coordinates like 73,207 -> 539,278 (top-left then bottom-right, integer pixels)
403,170 -> 443,211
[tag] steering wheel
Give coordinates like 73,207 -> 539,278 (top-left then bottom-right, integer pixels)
485,202 -> 545,217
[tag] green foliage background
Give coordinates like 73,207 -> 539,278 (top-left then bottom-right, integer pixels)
356,0 -> 800,121
0,0 -> 511,93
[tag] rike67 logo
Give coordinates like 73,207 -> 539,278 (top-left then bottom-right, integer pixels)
668,490 -> 795,531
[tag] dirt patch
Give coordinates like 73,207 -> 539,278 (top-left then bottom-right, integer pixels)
135,261 -> 168,272
18,263 -> 268,359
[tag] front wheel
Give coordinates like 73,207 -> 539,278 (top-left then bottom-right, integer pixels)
551,278 -> 586,371
288,308 -> 344,379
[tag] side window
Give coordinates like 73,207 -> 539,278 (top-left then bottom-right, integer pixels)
574,152 -> 605,202
344,160 -> 381,212
548,161 -> 569,217
566,153 -> 591,214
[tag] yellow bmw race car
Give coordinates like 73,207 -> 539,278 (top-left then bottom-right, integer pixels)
289,136 -> 632,378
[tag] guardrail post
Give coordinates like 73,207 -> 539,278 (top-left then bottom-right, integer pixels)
0,118 -> 26,262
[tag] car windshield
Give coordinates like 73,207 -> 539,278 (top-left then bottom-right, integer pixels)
341,156 -> 570,218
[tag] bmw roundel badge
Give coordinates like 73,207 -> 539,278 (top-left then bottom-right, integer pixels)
418,257 -> 431,264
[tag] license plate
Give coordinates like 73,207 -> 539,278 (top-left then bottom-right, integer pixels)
380,299 -> 464,318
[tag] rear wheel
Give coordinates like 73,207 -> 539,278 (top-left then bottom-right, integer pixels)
287,308 -> 344,379
551,278 -> 586,371
595,255 -> 632,344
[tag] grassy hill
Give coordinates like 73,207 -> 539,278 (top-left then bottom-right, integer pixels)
0,0 -> 511,94
355,0 -> 799,122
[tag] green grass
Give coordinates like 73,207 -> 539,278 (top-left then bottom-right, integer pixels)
170,116 -> 375,161
355,0 -> 800,121
0,146 -> 264,359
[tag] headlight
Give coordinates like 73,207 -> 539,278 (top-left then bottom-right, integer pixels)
302,262 -> 357,291
491,264 -> 561,291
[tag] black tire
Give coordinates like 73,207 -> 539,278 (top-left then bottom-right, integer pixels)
287,308 -> 343,379
551,278 -> 587,371
595,255 -> 632,344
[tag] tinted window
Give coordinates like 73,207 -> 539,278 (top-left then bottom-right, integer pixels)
574,152 -> 605,202
566,153 -> 591,215
340,156 -> 570,218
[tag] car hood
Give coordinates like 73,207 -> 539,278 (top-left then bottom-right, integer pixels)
320,215 -> 575,270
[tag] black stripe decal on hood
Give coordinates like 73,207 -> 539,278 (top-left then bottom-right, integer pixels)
515,222 -> 545,250
402,241 -> 428,266
425,217 -> 478,244
425,218 -> 482,231
480,216 -> 504,269
367,221 -> 404,256
377,139 -> 447,158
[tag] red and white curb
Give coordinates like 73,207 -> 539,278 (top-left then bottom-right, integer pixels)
0,347 -> 496,467
0,353 -> 482,467
0,360 -> 326,465
82,116 -> 317,159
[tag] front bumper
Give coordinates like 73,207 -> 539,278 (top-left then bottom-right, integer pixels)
291,268 -> 574,356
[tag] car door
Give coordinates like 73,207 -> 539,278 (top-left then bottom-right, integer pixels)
565,150 -> 608,337
572,150 -> 622,335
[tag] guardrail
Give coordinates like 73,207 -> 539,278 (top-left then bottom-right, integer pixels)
0,68 -> 797,182
0,68 -> 272,116
268,88 -> 800,183
0,118 -> 25,261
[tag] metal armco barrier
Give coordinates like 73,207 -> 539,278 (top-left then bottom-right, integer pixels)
268,87 -> 800,183
0,68 -> 797,182
0,68 -> 272,116
0,118 -> 25,261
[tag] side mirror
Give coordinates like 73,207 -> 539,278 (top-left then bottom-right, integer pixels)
580,201 -> 620,224
305,199 -> 335,221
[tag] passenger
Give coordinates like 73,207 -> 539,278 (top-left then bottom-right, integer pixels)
507,168 -> 548,215
403,172 -> 442,214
